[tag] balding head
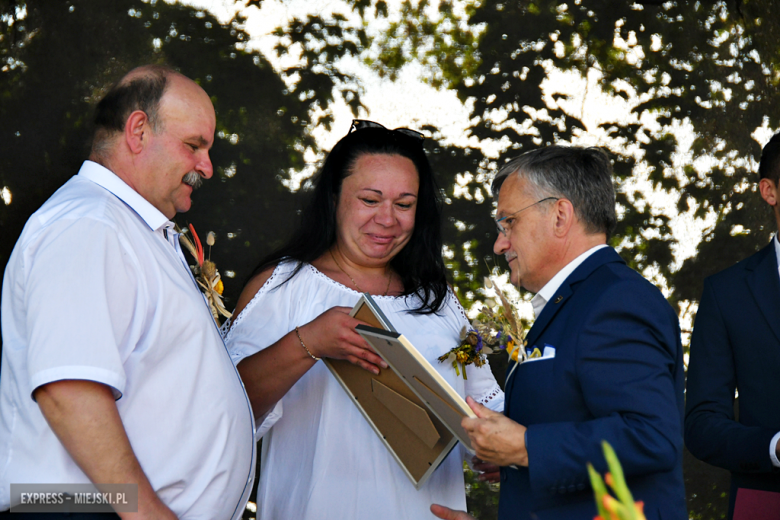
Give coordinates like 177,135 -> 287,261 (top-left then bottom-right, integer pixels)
88,65 -> 216,218
91,65 -> 184,160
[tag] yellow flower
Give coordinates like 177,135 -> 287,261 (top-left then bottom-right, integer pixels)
215,279 -> 224,295
456,351 -> 469,364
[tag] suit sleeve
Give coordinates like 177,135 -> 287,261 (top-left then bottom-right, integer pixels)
525,279 -> 684,493
684,278 -> 778,473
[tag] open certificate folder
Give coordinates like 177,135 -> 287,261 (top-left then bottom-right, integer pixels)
322,294 -> 476,489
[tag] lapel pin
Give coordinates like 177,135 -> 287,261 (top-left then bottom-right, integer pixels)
554,296 -> 563,304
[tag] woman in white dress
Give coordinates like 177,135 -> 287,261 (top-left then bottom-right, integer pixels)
224,120 -> 504,520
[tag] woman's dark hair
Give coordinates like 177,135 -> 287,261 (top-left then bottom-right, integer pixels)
251,124 -> 448,314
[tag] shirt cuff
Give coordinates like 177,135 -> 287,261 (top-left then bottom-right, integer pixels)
770,431 -> 780,468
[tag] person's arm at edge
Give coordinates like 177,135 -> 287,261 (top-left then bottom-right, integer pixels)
35,379 -> 176,520
685,278 -> 779,473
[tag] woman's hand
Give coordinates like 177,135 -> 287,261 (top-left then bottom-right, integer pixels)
299,306 -> 388,374
430,504 -> 476,520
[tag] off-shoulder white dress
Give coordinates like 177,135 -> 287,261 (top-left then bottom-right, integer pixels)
224,261 -> 504,520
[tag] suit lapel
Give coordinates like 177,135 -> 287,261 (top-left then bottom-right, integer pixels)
505,247 -> 625,395
524,248 -> 624,347
746,241 -> 780,344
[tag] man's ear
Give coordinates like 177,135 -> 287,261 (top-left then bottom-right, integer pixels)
552,198 -> 575,238
759,178 -> 778,207
124,110 -> 150,155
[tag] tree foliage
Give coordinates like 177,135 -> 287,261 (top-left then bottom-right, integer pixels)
0,0 -> 332,302
319,0 -> 780,308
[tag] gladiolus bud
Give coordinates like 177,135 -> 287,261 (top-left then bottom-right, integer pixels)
602,494 -> 618,512
206,231 -> 216,246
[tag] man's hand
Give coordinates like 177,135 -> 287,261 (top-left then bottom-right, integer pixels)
35,380 -> 177,520
462,396 -> 529,467
430,504 -> 476,520
471,456 -> 500,483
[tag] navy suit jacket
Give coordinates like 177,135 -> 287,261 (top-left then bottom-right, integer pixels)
685,241 -> 780,517
498,247 -> 687,520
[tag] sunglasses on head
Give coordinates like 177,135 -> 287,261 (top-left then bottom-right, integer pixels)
349,119 -> 425,142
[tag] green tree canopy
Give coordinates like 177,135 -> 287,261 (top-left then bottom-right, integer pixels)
357,0 -> 780,308
0,0 -> 351,301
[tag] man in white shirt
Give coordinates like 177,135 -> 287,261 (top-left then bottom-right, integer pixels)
0,65 -> 255,519
685,133 -> 780,520
433,146 -> 686,520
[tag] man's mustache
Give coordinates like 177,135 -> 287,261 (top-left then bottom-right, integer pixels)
183,171 -> 203,190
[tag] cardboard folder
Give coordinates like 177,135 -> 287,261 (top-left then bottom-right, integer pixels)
322,294 -> 474,489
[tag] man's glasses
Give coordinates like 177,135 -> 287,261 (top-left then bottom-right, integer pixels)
349,119 -> 425,142
495,197 -> 559,235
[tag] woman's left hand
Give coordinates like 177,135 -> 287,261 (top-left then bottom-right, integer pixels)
299,306 -> 388,374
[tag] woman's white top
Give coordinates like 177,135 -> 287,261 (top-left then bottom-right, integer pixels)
224,261 -> 504,520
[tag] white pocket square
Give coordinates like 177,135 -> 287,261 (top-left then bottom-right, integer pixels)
524,344 -> 556,363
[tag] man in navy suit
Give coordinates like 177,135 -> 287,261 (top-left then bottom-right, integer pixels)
432,146 -> 686,520
685,133 -> 780,520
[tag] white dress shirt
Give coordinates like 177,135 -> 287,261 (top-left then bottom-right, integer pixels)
531,244 -> 608,318
224,261 -> 505,520
0,161 -> 255,519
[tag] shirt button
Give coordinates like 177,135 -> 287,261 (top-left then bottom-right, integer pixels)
577,483 -> 586,491
558,486 -> 568,494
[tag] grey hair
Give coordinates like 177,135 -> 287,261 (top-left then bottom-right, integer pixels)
491,145 -> 617,237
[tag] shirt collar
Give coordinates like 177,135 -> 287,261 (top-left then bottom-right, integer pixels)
531,244 -> 608,318
78,160 -> 171,232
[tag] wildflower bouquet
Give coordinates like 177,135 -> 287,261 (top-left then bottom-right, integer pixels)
438,277 -> 528,380
178,224 -> 232,325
